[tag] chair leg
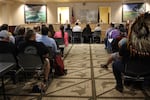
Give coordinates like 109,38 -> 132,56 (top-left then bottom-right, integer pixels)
10,71 -> 17,84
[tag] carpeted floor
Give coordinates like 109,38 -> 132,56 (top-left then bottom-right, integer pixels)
1,44 -> 150,100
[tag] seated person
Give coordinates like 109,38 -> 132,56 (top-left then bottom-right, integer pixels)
100,37 -> 128,69
82,24 -> 91,43
93,23 -> 101,43
15,26 -> 25,47
107,26 -> 120,52
18,29 -> 50,84
101,37 -> 129,92
65,24 -> 72,43
54,25 -> 68,56
94,23 -> 101,32
0,30 -> 18,83
102,12 -> 150,93
0,30 -> 17,61
0,24 -> 15,43
36,25 -> 58,56
104,23 -> 115,49
72,22 -> 82,32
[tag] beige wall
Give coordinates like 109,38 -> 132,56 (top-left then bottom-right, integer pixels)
111,2 -> 122,23
47,3 -> 57,24
146,0 -> 150,11
10,3 -> 24,25
0,3 -> 11,24
0,0 -> 150,25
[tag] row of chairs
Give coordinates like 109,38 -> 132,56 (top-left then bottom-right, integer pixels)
66,31 -> 101,43
0,53 -> 46,82
0,53 -> 22,84
0,46 -> 55,88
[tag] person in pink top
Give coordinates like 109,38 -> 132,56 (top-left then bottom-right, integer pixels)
54,24 -> 69,56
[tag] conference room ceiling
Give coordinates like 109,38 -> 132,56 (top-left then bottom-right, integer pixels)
0,0 -> 133,3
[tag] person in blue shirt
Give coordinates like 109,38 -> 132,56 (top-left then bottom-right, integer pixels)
18,29 -> 50,85
36,25 -> 58,56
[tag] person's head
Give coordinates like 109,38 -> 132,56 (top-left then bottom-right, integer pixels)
60,24 -> 64,31
118,37 -> 127,48
67,24 -> 71,28
1,24 -> 8,31
18,26 -> 25,35
25,29 -> 36,41
48,24 -> 55,37
13,25 -> 21,35
119,24 -> 124,28
33,25 -> 41,32
110,23 -> 115,28
49,24 -> 54,31
86,24 -> 90,28
75,22 -> 79,25
97,23 -> 100,26
41,26 -> 49,35
0,30 -> 10,41
119,24 -> 126,33
65,20 -> 69,24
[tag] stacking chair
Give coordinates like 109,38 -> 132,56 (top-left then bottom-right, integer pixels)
47,46 -> 55,78
0,53 -> 16,63
54,38 -> 65,56
54,38 -> 65,48
0,53 -> 21,84
17,53 -> 44,80
72,32 -> 82,43
47,46 -> 54,60
124,56 -> 150,82
92,31 -> 101,43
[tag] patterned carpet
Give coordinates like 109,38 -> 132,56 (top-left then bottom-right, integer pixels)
1,44 -> 150,100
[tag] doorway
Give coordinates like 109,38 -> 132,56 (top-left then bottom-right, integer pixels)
99,7 -> 111,24
57,7 -> 69,24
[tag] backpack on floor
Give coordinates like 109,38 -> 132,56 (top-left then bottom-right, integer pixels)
53,54 -> 66,76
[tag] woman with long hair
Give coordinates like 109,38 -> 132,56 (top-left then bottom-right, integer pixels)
54,24 -> 69,56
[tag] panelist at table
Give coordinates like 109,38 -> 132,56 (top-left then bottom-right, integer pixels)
72,22 -> 82,32
82,24 -> 91,43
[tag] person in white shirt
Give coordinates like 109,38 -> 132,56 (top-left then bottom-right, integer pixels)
0,24 -> 15,44
94,23 -> 101,32
72,22 -> 82,32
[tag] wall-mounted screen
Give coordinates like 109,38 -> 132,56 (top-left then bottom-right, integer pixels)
77,9 -> 97,23
122,3 -> 145,22
24,4 -> 47,23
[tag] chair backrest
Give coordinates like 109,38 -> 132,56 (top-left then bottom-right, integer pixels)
73,32 -> 82,38
93,31 -> 101,37
66,30 -> 72,37
17,53 -> 43,71
0,53 -> 16,63
125,57 -> 150,77
54,38 -> 65,48
54,38 -> 64,45
47,46 -> 54,59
